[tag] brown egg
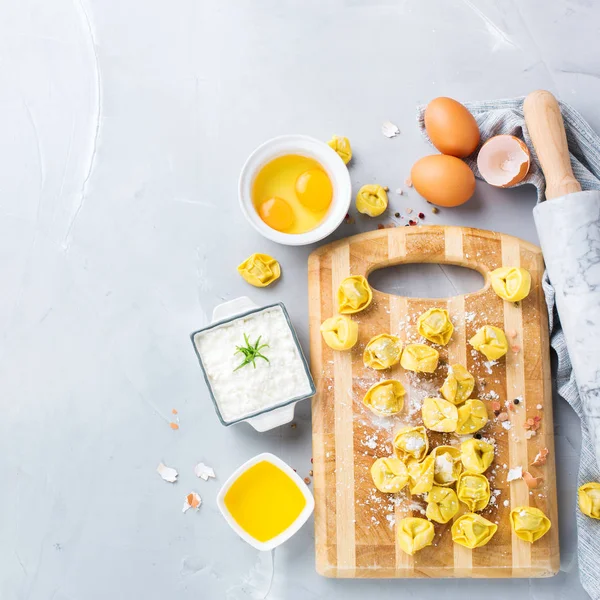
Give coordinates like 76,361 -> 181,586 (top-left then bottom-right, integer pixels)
424,97 -> 480,158
411,155 -> 475,207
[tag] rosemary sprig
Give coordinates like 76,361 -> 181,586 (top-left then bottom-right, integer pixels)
234,333 -> 270,371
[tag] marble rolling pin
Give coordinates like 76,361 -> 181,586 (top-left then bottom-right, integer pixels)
526,90 -> 600,470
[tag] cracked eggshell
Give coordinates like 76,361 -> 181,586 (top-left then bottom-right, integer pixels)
477,135 -> 531,188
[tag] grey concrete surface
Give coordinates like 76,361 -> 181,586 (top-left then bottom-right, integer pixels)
0,0 -> 597,598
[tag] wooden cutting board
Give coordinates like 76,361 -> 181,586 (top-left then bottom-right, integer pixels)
308,225 -> 559,578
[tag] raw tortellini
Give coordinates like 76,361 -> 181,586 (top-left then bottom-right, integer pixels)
440,364 -> 474,405
456,472 -> 490,512
363,380 -> 405,417
397,517 -> 435,555
460,438 -> 494,474
422,398 -> 458,433
356,184 -> 388,217
510,507 -> 551,543
337,275 -> 373,314
490,266 -> 531,302
456,399 -> 489,435
363,334 -> 403,370
451,513 -> 497,549
417,308 -> 454,346
431,445 -> 462,486
320,315 -> 358,351
578,482 -> 600,519
327,135 -> 352,165
426,486 -> 459,524
393,426 -> 429,463
370,457 -> 409,493
408,455 -> 435,494
469,325 -> 509,361
400,344 -> 439,373
237,253 -> 281,287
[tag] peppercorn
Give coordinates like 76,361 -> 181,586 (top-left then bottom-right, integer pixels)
394,212 -> 400,218
418,212 -> 425,219
474,433 -> 482,440
513,398 -> 520,405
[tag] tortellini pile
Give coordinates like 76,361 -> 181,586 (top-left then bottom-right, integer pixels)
578,482 -> 600,519
490,266 -> 531,302
417,308 -> 454,346
362,380 -> 405,417
451,513 -> 498,549
421,397 -> 458,433
397,517 -> 435,555
320,315 -> 358,351
363,334 -> 403,370
371,457 -> 408,493
469,325 -> 509,361
400,344 -> 439,373
360,303 -> 551,554
510,507 -> 551,542
440,364 -> 474,405
456,472 -> 491,512
337,275 -> 373,314
237,253 -> 281,287
356,184 -> 388,217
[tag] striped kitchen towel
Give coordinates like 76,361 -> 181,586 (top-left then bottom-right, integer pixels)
418,97 -> 600,599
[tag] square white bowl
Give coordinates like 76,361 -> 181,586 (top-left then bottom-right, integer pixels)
217,452 -> 315,551
190,297 -> 315,432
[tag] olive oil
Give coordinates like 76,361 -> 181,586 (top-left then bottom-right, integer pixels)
224,460 -> 306,542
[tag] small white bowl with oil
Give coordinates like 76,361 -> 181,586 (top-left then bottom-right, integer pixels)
239,135 -> 352,246
217,452 -> 315,551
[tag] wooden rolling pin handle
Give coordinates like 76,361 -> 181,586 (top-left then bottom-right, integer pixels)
523,90 -> 582,200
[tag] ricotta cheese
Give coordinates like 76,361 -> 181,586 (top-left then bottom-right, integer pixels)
194,306 -> 312,423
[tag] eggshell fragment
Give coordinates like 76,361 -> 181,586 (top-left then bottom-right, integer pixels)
157,462 -> 178,483
194,462 -> 216,481
411,155 -> 475,207
507,466 -> 523,482
477,135 -> 531,188
523,471 -> 543,489
183,492 -> 202,513
424,97 -> 480,157
382,121 -> 400,138
531,448 -> 549,467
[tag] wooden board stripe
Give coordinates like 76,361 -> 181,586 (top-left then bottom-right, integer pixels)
501,235 -> 532,574
444,229 -> 473,575
331,245 -> 356,572
387,230 -> 414,571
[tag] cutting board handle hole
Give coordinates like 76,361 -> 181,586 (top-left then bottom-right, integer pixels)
368,263 -> 485,298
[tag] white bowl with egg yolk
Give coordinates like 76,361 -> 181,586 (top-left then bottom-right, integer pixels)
239,134 -> 352,245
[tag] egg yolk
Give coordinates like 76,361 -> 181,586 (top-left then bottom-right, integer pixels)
258,197 -> 295,232
295,169 -> 333,212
